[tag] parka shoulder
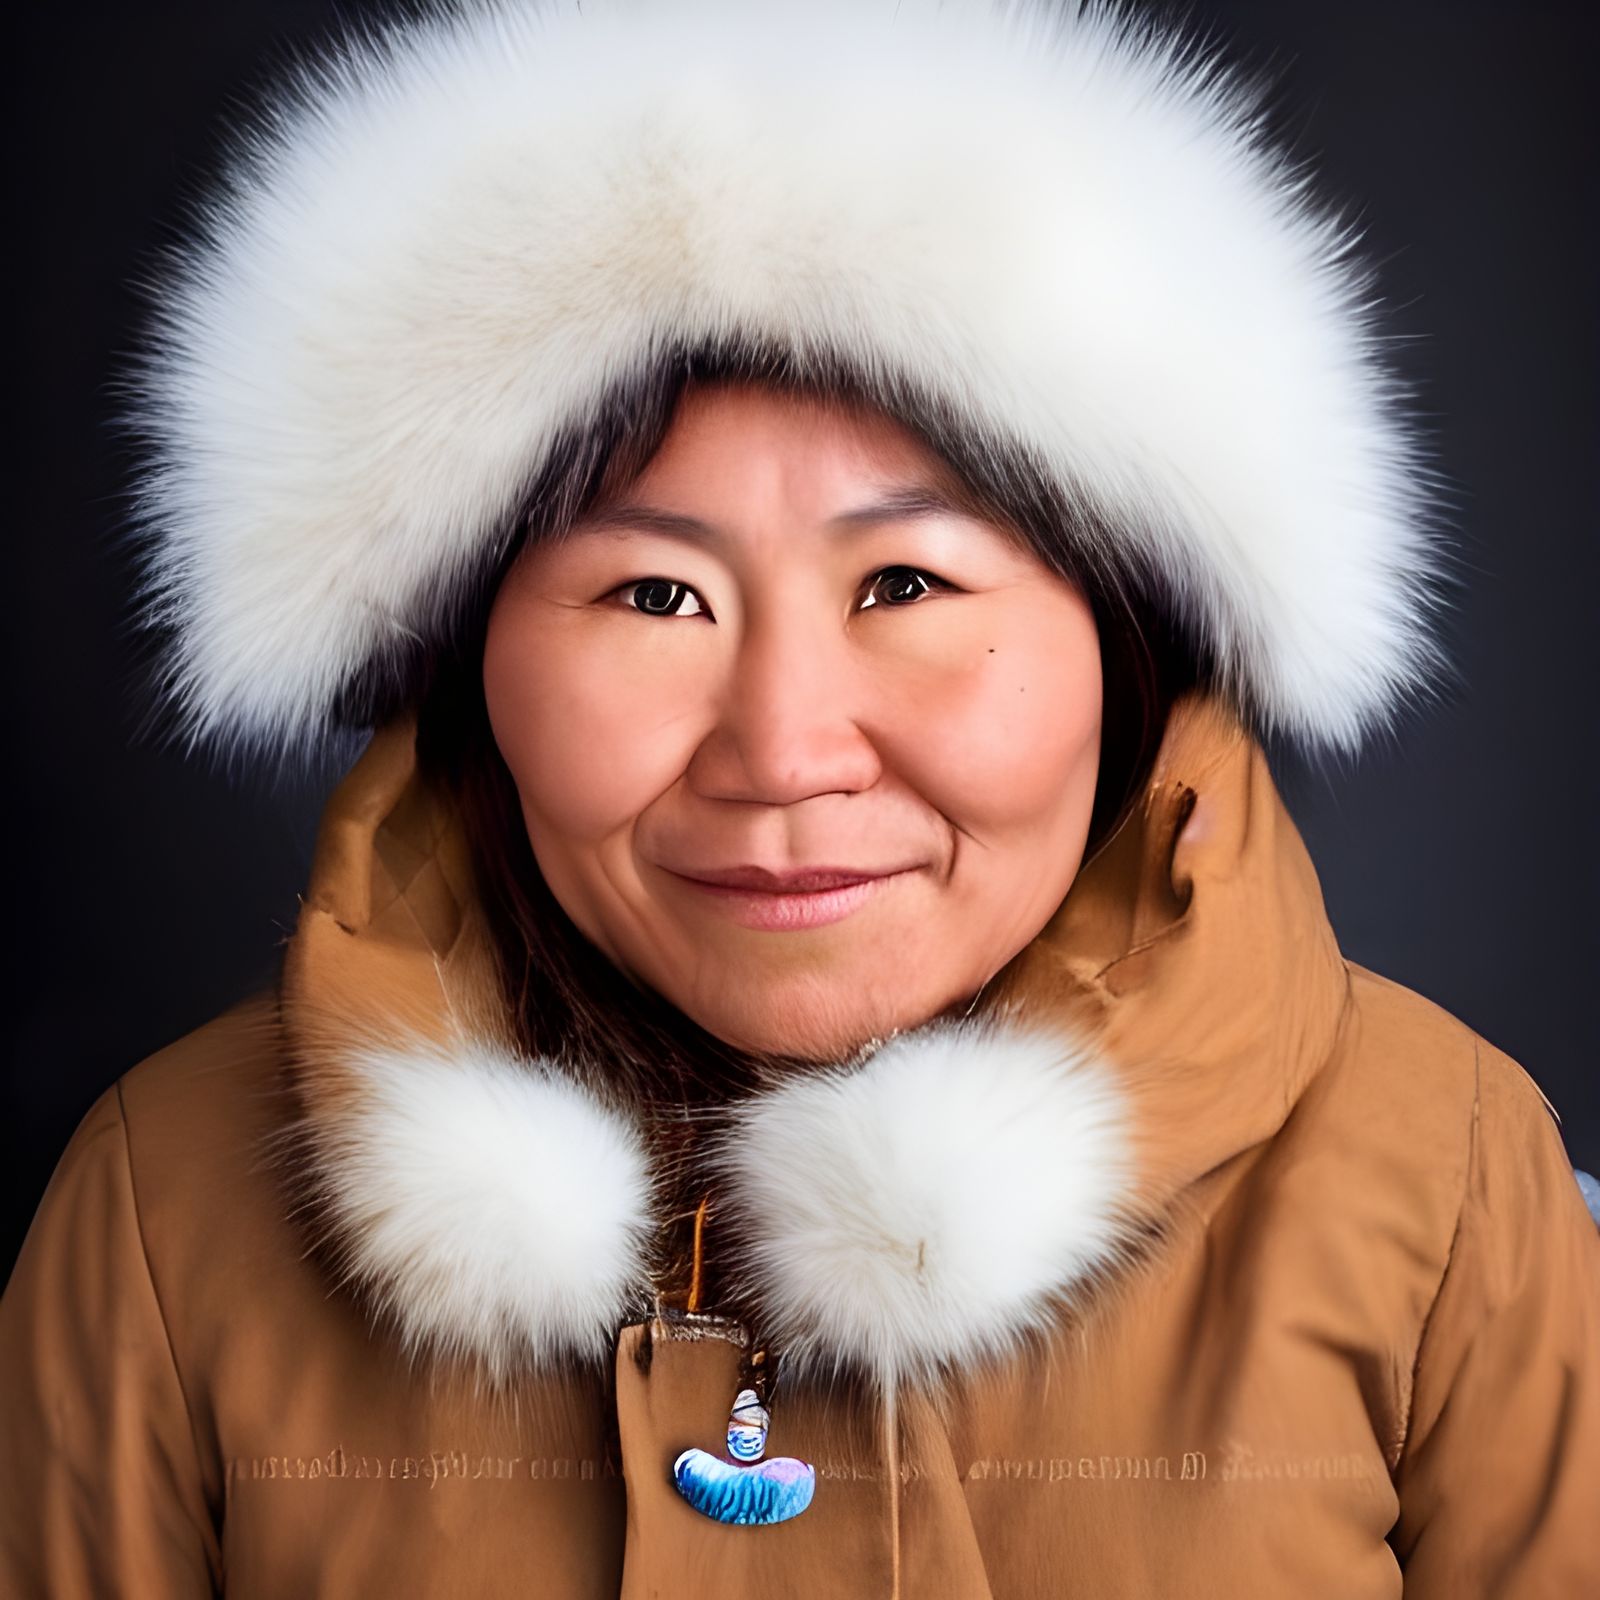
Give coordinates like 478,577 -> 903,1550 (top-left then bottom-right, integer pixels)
1372,991 -> 1600,1593
1339,958 -> 1574,1201
0,1005 -> 274,1596
107,987 -> 383,1379
1294,960 -> 1483,1233
84,991 -> 401,1478
114,987 -> 291,1213
1315,959 -> 1581,1288
111,990 -> 311,1347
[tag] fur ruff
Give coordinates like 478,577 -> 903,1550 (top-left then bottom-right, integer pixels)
711,1015 -> 1136,1389
299,1036 -> 657,1379
133,0 -> 1447,762
298,1013 -> 1137,1390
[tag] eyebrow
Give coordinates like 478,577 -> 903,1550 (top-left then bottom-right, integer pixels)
574,484 -> 977,550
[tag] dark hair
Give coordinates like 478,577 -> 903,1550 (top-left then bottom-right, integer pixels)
413,343 -> 1197,1140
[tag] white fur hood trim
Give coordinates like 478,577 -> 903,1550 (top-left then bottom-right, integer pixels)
712,1015 -> 1136,1388
134,0 -> 1447,762
299,1013 -> 1136,1388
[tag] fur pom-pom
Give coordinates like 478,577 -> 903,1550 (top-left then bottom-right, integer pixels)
713,1014 -> 1136,1389
306,1038 -> 654,1380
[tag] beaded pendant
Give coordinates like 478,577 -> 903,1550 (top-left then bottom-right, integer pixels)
672,1384 -> 816,1526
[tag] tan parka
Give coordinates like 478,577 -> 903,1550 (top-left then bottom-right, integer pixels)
4,689 -> 1598,1597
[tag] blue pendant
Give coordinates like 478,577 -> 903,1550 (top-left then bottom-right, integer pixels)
672,1386 -> 816,1526
673,1447 -> 816,1526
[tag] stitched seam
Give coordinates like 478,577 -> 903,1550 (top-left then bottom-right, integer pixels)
114,1078 -> 222,1583
1391,1035 -> 1481,1472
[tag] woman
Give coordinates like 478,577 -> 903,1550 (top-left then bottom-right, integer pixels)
3,0 -> 1596,1594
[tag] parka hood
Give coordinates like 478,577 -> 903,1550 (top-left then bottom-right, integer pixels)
138,0 -> 1398,1395
132,0 -> 1449,766
280,688 -> 1351,1391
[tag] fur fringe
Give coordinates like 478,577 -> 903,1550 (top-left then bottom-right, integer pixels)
132,0 -> 1448,762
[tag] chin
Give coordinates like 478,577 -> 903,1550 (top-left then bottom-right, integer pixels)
685,971 -> 961,1066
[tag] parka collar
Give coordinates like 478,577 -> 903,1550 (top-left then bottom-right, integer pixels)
279,688 -> 1350,1390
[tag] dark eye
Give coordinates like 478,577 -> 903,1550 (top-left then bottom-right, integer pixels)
859,566 -> 948,610
622,578 -> 707,618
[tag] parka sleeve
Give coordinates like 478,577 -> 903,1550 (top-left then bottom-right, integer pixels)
0,1083 -> 220,1597
1388,1041 -> 1600,1596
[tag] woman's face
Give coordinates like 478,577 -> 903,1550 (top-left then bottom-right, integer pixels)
484,383 -> 1102,1060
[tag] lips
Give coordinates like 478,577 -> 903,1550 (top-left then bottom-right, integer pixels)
668,865 -> 915,932
674,865 -> 904,893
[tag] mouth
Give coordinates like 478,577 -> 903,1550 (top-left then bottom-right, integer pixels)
665,864 -> 920,931
678,864 -> 910,892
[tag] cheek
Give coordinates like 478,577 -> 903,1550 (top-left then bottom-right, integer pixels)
482,599 -> 705,846
883,595 -> 1102,841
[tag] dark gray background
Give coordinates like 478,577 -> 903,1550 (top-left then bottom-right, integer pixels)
6,0 -> 1596,1276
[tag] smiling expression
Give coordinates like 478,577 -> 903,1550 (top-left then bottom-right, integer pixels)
483,383 -> 1103,1060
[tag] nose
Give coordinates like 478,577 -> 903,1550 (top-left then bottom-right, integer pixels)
686,600 -> 882,806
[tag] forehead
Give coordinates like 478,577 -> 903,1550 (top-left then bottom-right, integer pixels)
581,380 -> 996,531
652,381 -> 932,463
